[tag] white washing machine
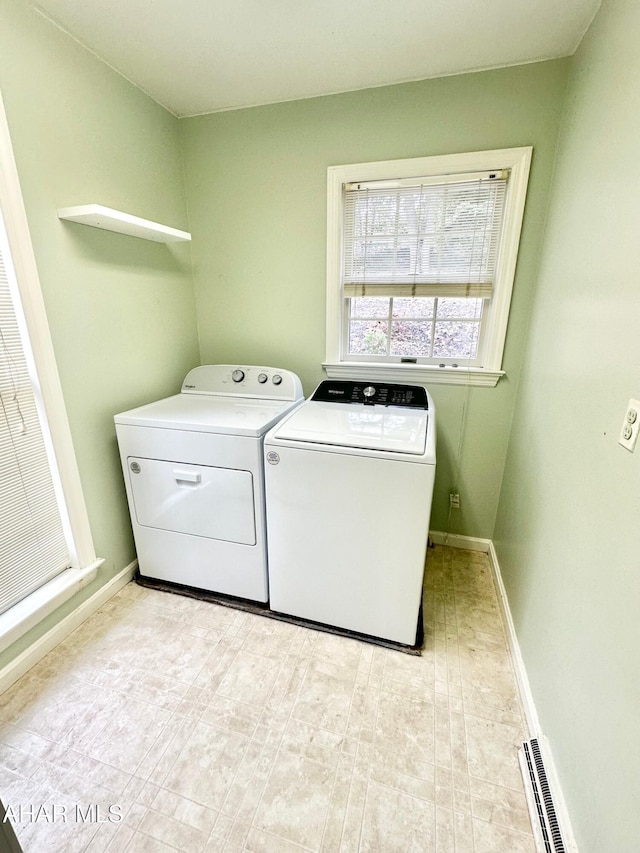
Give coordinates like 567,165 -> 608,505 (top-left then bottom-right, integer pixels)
114,364 -> 303,602
264,379 -> 436,646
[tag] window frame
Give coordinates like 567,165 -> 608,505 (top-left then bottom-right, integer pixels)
324,147 -> 532,387
0,91 -> 102,653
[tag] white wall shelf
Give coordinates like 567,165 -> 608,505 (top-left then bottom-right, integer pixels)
57,204 -> 191,243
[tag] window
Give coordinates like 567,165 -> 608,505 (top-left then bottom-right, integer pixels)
324,148 -> 532,386
0,211 -> 71,613
0,91 -> 101,652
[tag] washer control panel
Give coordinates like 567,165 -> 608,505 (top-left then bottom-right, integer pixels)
311,380 -> 428,409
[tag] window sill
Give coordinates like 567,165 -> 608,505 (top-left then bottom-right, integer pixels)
0,560 -> 104,654
322,362 -> 504,387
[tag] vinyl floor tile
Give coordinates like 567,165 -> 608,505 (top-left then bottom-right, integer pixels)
0,546 -> 535,851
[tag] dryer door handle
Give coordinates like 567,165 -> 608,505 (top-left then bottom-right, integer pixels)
174,469 -> 202,485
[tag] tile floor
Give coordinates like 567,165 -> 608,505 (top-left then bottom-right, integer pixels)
0,545 -> 536,852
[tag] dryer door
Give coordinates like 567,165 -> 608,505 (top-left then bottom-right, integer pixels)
127,456 -> 256,545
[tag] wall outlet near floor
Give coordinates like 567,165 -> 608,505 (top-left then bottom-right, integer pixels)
449,493 -> 461,509
618,399 -> 640,452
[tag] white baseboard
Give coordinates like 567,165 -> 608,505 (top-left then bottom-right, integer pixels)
429,530 -> 491,552
430,530 -> 540,732
431,532 -> 578,850
486,541 -> 578,852
486,540 -> 541,736
0,560 -> 137,695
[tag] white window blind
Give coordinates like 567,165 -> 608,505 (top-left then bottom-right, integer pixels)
343,170 -> 508,299
0,213 -> 70,616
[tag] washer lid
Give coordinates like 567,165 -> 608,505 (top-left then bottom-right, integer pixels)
114,393 -> 300,437
272,401 -> 429,454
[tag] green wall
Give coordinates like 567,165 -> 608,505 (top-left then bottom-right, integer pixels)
180,60 -> 569,536
494,0 -> 640,849
0,0 -> 199,664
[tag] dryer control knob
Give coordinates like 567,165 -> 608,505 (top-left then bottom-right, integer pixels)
363,385 -> 376,398
272,374 -> 283,385
258,373 -> 268,384
232,369 -> 245,383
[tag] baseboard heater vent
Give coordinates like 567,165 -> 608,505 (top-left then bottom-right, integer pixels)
519,738 -> 567,853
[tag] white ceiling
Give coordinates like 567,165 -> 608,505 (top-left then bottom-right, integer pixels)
32,0 -> 601,118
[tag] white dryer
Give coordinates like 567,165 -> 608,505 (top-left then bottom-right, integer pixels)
264,380 -> 436,646
114,365 -> 303,602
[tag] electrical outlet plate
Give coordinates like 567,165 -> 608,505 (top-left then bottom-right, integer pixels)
449,493 -> 460,509
618,398 -> 640,452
